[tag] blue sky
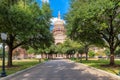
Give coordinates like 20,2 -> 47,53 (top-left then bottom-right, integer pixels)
36,0 -> 70,19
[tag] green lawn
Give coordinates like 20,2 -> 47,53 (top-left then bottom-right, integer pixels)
71,58 -> 120,75
0,59 -> 47,75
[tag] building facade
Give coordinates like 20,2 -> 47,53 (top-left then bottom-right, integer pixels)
52,12 -> 66,44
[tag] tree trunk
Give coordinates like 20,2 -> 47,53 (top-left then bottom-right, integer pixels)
77,54 -> 79,58
41,53 -> 43,59
109,48 -> 115,65
47,54 -> 48,59
7,47 -> 13,67
85,51 -> 88,61
80,54 -> 82,63
85,45 -> 89,61
66,54 -> 68,59
7,34 -> 15,67
109,15 -> 115,66
70,54 -> 72,58
45,53 -> 48,58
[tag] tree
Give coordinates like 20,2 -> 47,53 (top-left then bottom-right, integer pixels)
104,48 -> 110,58
27,47 -> 35,54
0,0 -> 53,67
0,47 -> 2,59
65,0 -> 106,61
88,51 -> 95,58
47,44 -> 57,59
115,47 -> 120,57
78,47 -> 84,62
65,0 -> 120,65
61,39 -> 81,58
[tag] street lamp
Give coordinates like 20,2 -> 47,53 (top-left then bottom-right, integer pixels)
0,33 -> 7,77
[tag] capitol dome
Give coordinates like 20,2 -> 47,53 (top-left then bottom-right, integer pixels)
52,12 -> 66,44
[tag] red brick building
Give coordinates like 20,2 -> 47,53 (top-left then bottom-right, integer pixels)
13,47 -> 28,59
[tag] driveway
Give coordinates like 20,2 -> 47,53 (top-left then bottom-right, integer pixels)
1,59 -> 120,80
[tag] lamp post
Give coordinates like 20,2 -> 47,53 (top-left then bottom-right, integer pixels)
0,33 -> 7,77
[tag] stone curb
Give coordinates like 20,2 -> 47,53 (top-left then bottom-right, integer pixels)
0,62 -> 46,80
69,60 -> 120,80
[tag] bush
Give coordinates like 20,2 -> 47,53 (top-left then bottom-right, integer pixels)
89,51 -> 95,58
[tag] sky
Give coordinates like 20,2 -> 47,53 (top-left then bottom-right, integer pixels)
36,0 -> 70,19
36,0 -> 70,30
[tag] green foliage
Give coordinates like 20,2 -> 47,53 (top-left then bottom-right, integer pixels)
104,48 -> 110,56
0,0 -> 53,66
41,38 -> 83,55
88,51 -> 95,58
0,0 -> 53,48
66,48 -> 75,55
78,48 -> 84,54
27,47 -> 35,54
55,44 -> 63,54
62,39 -> 82,54
48,44 -> 56,54
115,47 -> 120,56
65,0 -> 107,46
66,0 -> 120,65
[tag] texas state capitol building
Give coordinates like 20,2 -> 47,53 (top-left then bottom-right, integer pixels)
52,12 -> 66,44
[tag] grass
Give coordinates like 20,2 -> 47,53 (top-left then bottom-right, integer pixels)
0,58 -> 48,75
70,58 -> 120,75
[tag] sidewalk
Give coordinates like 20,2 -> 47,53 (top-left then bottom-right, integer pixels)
1,59 -> 120,80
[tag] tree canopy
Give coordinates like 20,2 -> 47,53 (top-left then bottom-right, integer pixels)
0,0 -> 53,67
65,0 -> 120,65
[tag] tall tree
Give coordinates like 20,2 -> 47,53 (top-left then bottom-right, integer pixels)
65,0 -> 120,65
65,0 -> 104,61
0,0 -> 53,67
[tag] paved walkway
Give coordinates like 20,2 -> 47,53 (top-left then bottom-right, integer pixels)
1,59 -> 120,80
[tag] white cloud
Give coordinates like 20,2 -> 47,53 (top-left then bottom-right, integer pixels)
41,0 -> 49,3
50,17 -> 65,25
50,17 -> 58,25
